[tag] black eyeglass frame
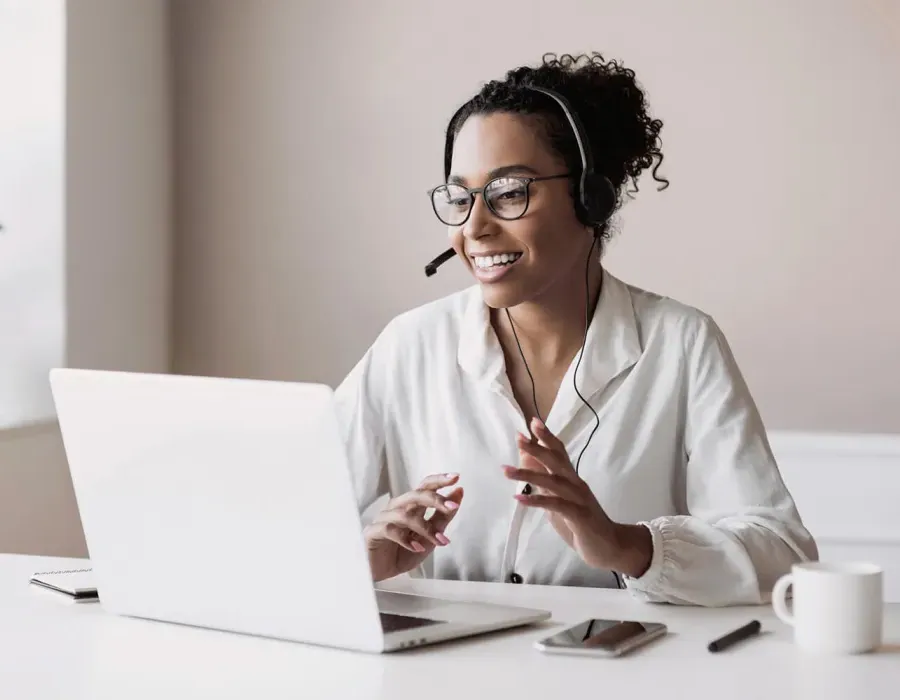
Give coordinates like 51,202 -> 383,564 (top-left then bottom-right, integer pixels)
426,173 -> 571,226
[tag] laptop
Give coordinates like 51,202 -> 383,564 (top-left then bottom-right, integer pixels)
49,368 -> 550,653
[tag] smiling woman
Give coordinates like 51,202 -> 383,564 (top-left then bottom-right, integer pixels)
334,52 -> 817,606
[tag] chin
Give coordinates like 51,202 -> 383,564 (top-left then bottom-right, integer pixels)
478,283 -> 528,310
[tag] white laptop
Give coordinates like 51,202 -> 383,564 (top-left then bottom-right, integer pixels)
49,368 -> 550,653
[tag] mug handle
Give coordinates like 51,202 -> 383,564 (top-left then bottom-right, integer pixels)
771,573 -> 794,626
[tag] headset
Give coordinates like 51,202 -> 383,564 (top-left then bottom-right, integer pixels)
423,85 -> 623,589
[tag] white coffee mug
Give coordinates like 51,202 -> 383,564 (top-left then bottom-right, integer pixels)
772,561 -> 883,654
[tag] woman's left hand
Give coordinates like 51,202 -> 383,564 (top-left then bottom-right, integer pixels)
502,417 -> 653,577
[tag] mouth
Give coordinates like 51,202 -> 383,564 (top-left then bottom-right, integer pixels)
469,252 -> 523,283
472,252 -> 523,269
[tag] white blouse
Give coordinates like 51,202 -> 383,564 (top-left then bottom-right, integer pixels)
334,270 -> 818,606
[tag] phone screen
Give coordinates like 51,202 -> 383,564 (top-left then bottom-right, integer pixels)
539,619 -> 659,651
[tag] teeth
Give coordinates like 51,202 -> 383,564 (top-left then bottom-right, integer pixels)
474,253 -> 521,269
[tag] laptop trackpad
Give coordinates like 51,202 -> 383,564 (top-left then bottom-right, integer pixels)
376,590 -> 446,617
375,590 -> 516,626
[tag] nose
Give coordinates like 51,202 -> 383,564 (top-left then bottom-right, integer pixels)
461,192 -> 495,241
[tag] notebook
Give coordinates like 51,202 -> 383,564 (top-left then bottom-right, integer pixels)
30,567 -> 99,602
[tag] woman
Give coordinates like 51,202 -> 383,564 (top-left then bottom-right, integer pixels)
335,52 -> 817,606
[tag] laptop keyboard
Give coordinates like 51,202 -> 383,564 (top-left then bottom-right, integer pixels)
379,612 -> 442,633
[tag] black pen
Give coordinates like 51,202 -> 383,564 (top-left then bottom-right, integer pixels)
707,620 -> 762,652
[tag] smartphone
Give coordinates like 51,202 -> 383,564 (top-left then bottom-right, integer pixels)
534,619 -> 667,657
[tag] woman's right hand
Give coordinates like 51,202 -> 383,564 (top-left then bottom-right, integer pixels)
363,473 -> 464,582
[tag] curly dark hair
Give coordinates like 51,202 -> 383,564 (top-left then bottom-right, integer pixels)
445,52 -> 669,243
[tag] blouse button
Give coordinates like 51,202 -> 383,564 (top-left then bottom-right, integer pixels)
509,572 -> 524,584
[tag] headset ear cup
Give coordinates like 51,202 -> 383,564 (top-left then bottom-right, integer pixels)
572,194 -> 590,227
580,173 -> 616,226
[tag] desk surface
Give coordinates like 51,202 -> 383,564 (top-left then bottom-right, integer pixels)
2,555 -> 899,699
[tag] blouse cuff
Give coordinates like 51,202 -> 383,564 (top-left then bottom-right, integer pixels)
623,519 -> 672,595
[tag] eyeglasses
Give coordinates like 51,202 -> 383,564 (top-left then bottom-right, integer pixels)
427,173 -> 571,226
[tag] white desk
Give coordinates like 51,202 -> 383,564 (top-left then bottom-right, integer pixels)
2,555 -> 899,699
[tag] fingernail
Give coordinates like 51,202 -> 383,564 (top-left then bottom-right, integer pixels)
532,418 -> 545,430
411,541 -> 426,553
445,501 -> 458,510
435,533 -> 450,546
444,472 -> 458,478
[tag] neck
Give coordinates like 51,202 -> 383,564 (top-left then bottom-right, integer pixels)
493,256 -> 604,369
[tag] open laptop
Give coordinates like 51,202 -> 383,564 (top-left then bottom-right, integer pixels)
49,368 -> 550,653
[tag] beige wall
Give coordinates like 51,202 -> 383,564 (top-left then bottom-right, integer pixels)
0,0 -> 171,556
0,422 -> 86,557
66,0 -> 173,374
172,0 -> 900,434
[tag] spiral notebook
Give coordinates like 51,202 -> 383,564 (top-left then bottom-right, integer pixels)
29,567 -> 99,602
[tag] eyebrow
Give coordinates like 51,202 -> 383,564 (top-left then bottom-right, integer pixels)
448,164 -> 540,185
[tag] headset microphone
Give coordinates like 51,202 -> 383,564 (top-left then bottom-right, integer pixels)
424,248 -> 456,277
